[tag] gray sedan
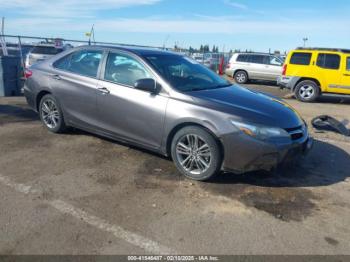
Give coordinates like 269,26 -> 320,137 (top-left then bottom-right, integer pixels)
24,45 -> 313,181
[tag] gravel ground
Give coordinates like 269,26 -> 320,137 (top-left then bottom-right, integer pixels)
0,84 -> 350,255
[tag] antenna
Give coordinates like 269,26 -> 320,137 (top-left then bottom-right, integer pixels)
91,24 -> 96,44
86,24 -> 95,45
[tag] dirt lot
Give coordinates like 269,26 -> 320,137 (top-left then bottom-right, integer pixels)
0,83 -> 350,255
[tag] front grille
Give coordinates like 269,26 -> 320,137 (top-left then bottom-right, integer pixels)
285,126 -> 303,132
285,125 -> 305,141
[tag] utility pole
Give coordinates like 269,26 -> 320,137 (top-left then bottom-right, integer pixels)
1,17 -> 3,34
163,34 -> 170,50
303,37 -> 308,47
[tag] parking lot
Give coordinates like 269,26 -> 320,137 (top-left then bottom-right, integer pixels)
1,82 -> 350,255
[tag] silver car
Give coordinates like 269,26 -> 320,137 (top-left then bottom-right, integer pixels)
25,44 -> 64,68
203,53 -> 221,71
24,46 -> 312,181
191,53 -> 204,64
225,53 -> 283,84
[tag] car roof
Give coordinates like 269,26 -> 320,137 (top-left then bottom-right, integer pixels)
34,44 -> 62,48
77,45 -> 180,56
234,52 -> 276,56
295,47 -> 350,54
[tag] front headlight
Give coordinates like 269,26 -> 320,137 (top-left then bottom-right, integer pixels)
231,120 -> 290,141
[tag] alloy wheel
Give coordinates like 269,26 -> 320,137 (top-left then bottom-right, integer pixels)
41,99 -> 60,129
299,85 -> 315,99
236,73 -> 246,83
175,134 -> 212,175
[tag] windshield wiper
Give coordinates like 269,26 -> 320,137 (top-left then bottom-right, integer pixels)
203,83 -> 232,90
185,83 -> 232,92
213,83 -> 232,88
186,87 -> 207,92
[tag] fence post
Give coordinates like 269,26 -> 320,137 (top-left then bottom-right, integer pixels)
18,36 -> 25,70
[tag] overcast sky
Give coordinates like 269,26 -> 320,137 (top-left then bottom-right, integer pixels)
2,0 -> 350,52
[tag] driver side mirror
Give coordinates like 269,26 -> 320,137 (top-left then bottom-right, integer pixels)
134,78 -> 158,94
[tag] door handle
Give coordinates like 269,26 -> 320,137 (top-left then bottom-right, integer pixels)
344,74 -> 350,77
98,87 -> 110,94
52,74 -> 61,80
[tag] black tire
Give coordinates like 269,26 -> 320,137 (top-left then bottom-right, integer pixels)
234,70 -> 249,84
294,80 -> 320,102
39,94 -> 67,133
171,126 -> 222,181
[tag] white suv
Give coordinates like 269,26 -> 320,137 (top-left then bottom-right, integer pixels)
25,44 -> 64,68
225,53 -> 283,84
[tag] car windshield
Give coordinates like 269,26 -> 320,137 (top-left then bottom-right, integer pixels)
31,46 -> 63,55
143,54 -> 231,92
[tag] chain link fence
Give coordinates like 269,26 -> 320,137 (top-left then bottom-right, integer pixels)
0,34 -> 233,96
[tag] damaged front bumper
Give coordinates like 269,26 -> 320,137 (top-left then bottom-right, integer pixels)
221,131 -> 313,174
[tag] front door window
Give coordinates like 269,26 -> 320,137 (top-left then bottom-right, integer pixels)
104,52 -> 153,88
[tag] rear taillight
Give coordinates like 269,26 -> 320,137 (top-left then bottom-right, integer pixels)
282,64 -> 287,76
226,63 -> 231,69
24,69 -> 33,79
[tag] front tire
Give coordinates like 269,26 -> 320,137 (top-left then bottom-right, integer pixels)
39,94 -> 67,133
294,80 -> 320,102
171,126 -> 222,181
234,70 -> 248,84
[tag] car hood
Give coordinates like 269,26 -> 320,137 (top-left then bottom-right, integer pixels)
186,85 -> 303,129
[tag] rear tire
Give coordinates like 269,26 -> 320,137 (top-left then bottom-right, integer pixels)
294,80 -> 320,102
171,126 -> 222,181
39,94 -> 67,133
234,70 -> 249,84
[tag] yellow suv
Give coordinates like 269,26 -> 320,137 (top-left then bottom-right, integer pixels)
278,48 -> 350,102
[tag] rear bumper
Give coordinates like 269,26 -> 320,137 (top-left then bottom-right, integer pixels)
277,76 -> 300,90
225,69 -> 234,77
221,132 -> 313,173
23,82 -> 37,111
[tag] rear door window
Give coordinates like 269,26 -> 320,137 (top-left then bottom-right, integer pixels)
53,54 -> 71,70
53,50 -> 103,78
249,55 -> 265,64
316,53 -> 341,70
290,52 -> 312,65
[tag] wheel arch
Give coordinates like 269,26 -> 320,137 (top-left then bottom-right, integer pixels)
293,78 -> 321,92
165,122 -> 224,161
36,90 -> 52,111
233,69 -> 249,78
